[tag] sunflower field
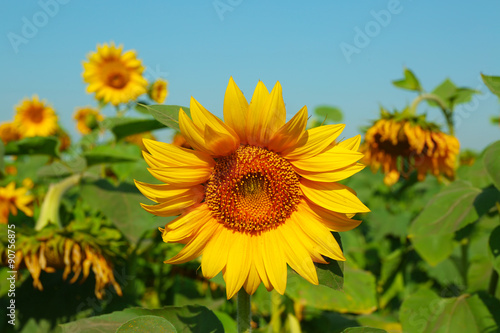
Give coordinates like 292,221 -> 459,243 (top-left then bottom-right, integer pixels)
1,42 -> 500,333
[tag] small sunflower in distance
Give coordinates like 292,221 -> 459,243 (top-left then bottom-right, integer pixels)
362,113 -> 459,186
14,95 -> 58,137
149,79 -> 168,104
0,181 -> 34,224
0,122 -> 21,144
82,42 -> 147,106
73,107 -> 104,134
136,78 -> 369,299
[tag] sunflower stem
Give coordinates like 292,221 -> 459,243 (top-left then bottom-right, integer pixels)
237,289 -> 252,333
409,93 -> 455,136
35,174 -> 82,231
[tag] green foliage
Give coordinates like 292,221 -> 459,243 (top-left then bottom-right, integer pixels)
483,140 -> 500,191
103,117 -> 166,141
392,68 -> 422,92
83,144 -> 140,167
59,306 -> 223,333
138,104 -> 191,131
481,74 -> 500,98
314,105 -> 344,122
400,289 -> 498,333
409,181 -> 499,266
429,79 -> 478,109
4,136 -> 60,157
116,315 -> 177,332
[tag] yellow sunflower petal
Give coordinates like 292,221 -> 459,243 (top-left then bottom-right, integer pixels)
268,106 -> 308,153
337,134 -> 362,151
201,226 -> 231,279
293,163 -> 365,183
277,225 -> 319,285
179,108 -> 216,156
252,236 -> 274,291
148,166 -> 212,186
301,200 -> 362,232
246,81 -> 270,146
300,179 -> 370,214
223,77 -> 249,143
243,263 -> 261,295
165,219 -> 220,264
140,189 -> 204,217
142,139 -> 214,168
290,145 -> 363,172
262,230 -> 287,295
281,124 -> 345,160
225,232 -> 252,299
290,208 -> 345,261
135,180 -> 204,204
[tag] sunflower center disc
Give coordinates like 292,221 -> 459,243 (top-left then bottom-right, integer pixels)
205,145 -> 302,233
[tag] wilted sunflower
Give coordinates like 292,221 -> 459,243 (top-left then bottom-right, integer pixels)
73,107 -> 104,134
82,42 -> 147,106
136,78 -> 369,299
9,235 -> 122,299
0,122 -> 21,144
14,95 -> 58,137
0,181 -> 34,224
362,116 -> 459,186
149,79 -> 169,104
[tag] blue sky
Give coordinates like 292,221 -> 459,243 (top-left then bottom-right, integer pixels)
1,0 -> 499,150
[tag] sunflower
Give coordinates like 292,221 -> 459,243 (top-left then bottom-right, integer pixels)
136,78 -> 369,299
0,122 -> 21,144
149,79 -> 168,104
0,181 -> 34,224
14,95 -> 58,137
7,235 -> 122,299
73,107 -> 104,134
362,117 -> 459,186
171,132 -> 191,149
82,42 -> 148,106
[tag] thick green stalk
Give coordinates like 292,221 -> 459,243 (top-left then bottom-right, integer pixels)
237,289 -> 252,333
409,93 -> 455,135
35,174 -> 82,231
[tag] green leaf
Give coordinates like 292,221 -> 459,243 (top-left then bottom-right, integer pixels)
316,260 -> 344,290
4,136 -> 60,157
481,74 -> 500,98
409,181 -> 499,266
490,226 -> 500,275
286,267 -> 377,314
116,315 -> 176,333
341,328 -> 387,333
59,305 -> 223,333
214,311 -> 237,333
483,140 -> 500,191
79,179 -> 168,243
392,68 -> 421,92
37,157 -> 87,178
429,79 -> 478,109
138,104 -> 190,131
83,144 -> 140,167
456,156 -> 492,189
104,117 -> 166,141
314,105 -> 343,122
400,289 -> 498,333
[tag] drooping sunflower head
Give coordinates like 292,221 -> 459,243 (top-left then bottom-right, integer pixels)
0,122 -> 21,144
149,79 -> 169,104
73,107 -> 104,134
14,95 -> 58,138
0,181 -> 34,224
82,42 -> 147,106
362,112 -> 459,186
136,78 -> 369,299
